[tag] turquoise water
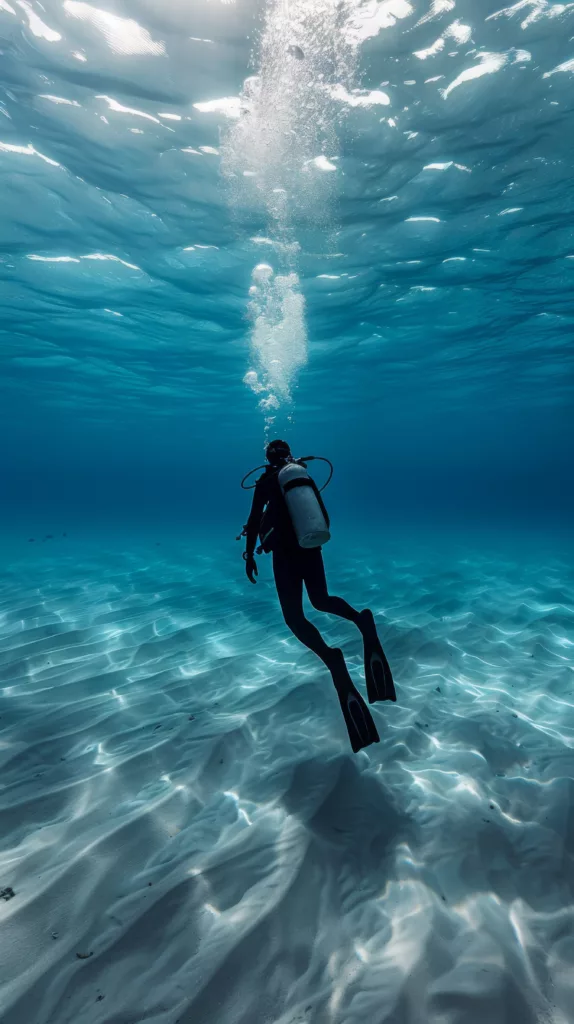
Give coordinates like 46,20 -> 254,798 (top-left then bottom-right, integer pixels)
1,1 -> 573,1022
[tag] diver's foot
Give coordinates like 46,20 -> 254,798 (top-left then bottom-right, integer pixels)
329,648 -> 380,753
359,610 -> 396,705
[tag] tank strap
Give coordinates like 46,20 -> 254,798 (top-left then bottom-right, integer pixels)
282,478 -> 313,495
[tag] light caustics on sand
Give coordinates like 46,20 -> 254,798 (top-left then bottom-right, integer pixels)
1,542 -> 574,1024
223,0 -> 358,430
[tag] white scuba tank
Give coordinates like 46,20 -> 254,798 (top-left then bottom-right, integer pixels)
278,462 -> 331,549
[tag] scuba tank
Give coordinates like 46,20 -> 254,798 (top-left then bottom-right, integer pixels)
277,462 -> 330,549
238,454 -> 333,553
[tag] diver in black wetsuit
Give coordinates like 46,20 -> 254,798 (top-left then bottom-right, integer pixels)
243,439 -> 396,752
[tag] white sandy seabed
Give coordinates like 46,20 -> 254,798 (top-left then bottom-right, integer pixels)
0,531 -> 573,1024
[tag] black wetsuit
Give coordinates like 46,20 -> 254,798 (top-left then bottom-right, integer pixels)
245,465 -> 362,666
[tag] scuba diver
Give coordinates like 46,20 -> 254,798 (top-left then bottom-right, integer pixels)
239,439 -> 395,753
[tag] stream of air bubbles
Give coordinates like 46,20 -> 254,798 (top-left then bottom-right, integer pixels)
223,0 -> 358,433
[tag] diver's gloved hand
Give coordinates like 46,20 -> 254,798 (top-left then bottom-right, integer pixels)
245,553 -> 258,584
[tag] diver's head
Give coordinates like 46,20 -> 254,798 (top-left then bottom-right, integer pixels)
266,439 -> 291,467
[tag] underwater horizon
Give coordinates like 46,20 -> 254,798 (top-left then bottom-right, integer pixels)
1,0 -> 573,1022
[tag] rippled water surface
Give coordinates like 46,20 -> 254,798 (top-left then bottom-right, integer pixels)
1,0 -> 573,1021
2,0 -> 574,433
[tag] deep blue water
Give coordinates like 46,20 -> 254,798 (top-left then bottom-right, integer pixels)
1,0 -> 573,535
1,1 -> 574,1022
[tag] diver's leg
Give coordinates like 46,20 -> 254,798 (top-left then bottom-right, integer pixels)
273,548 -> 379,752
272,548 -> 336,667
302,549 -> 396,704
303,548 -> 362,625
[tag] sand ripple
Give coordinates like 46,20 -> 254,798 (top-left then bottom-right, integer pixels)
0,537 -> 573,1023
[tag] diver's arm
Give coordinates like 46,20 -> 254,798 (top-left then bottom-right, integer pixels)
244,481 -> 266,584
245,479 -> 266,556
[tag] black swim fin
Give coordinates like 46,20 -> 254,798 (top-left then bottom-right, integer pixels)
359,610 -> 396,704
329,648 -> 380,753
